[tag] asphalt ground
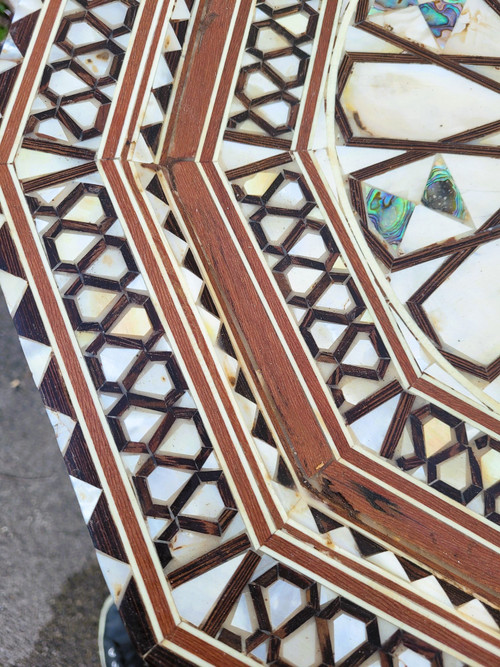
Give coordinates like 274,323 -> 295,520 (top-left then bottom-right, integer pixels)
0,291 -> 108,666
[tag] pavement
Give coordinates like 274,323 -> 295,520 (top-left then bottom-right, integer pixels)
0,292 -> 108,666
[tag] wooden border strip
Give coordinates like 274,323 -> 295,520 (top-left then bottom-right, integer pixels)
0,164 -> 176,638
161,158 -> 500,604
162,0 -> 249,162
0,0 -> 66,163
295,0 -> 338,151
283,521 -> 500,650
101,0 -> 174,160
172,626 -> 253,666
170,159 -> 337,476
266,532 -> 499,666
103,158 -> 280,539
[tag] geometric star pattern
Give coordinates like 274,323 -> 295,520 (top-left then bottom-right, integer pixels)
0,0 -> 499,665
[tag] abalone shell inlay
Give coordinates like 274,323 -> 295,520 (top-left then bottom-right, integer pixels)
419,1 -> 463,47
421,158 -> 468,220
364,187 -> 415,246
369,0 -> 417,13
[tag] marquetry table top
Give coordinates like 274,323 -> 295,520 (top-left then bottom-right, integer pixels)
1,0 -> 499,664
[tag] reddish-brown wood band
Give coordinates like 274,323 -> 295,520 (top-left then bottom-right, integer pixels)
199,1 -> 256,161
0,0 -> 65,162
168,160 -> 336,477
102,0 -> 173,160
145,643 -> 197,667
166,160 -> 500,607
0,166 -> 176,637
295,0 -> 338,150
162,0 -> 250,161
319,460 -> 500,604
283,522 -> 500,651
267,532 -> 499,666
171,627 -> 250,666
103,159 -> 280,538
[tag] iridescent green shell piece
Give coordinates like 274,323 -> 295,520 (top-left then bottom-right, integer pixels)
421,160 -> 467,220
365,188 -> 415,246
419,1 -> 463,42
0,2 -> 12,49
369,0 -> 417,14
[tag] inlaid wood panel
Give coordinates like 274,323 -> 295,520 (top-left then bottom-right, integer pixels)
0,0 -> 499,665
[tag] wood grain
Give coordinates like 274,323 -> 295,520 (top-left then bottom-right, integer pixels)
103,0 -> 173,159
162,0 -> 248,161
106,159 -> 280,537
267,532 -> 500,666
164,160 -> 500,606
1,165 -> 176,637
